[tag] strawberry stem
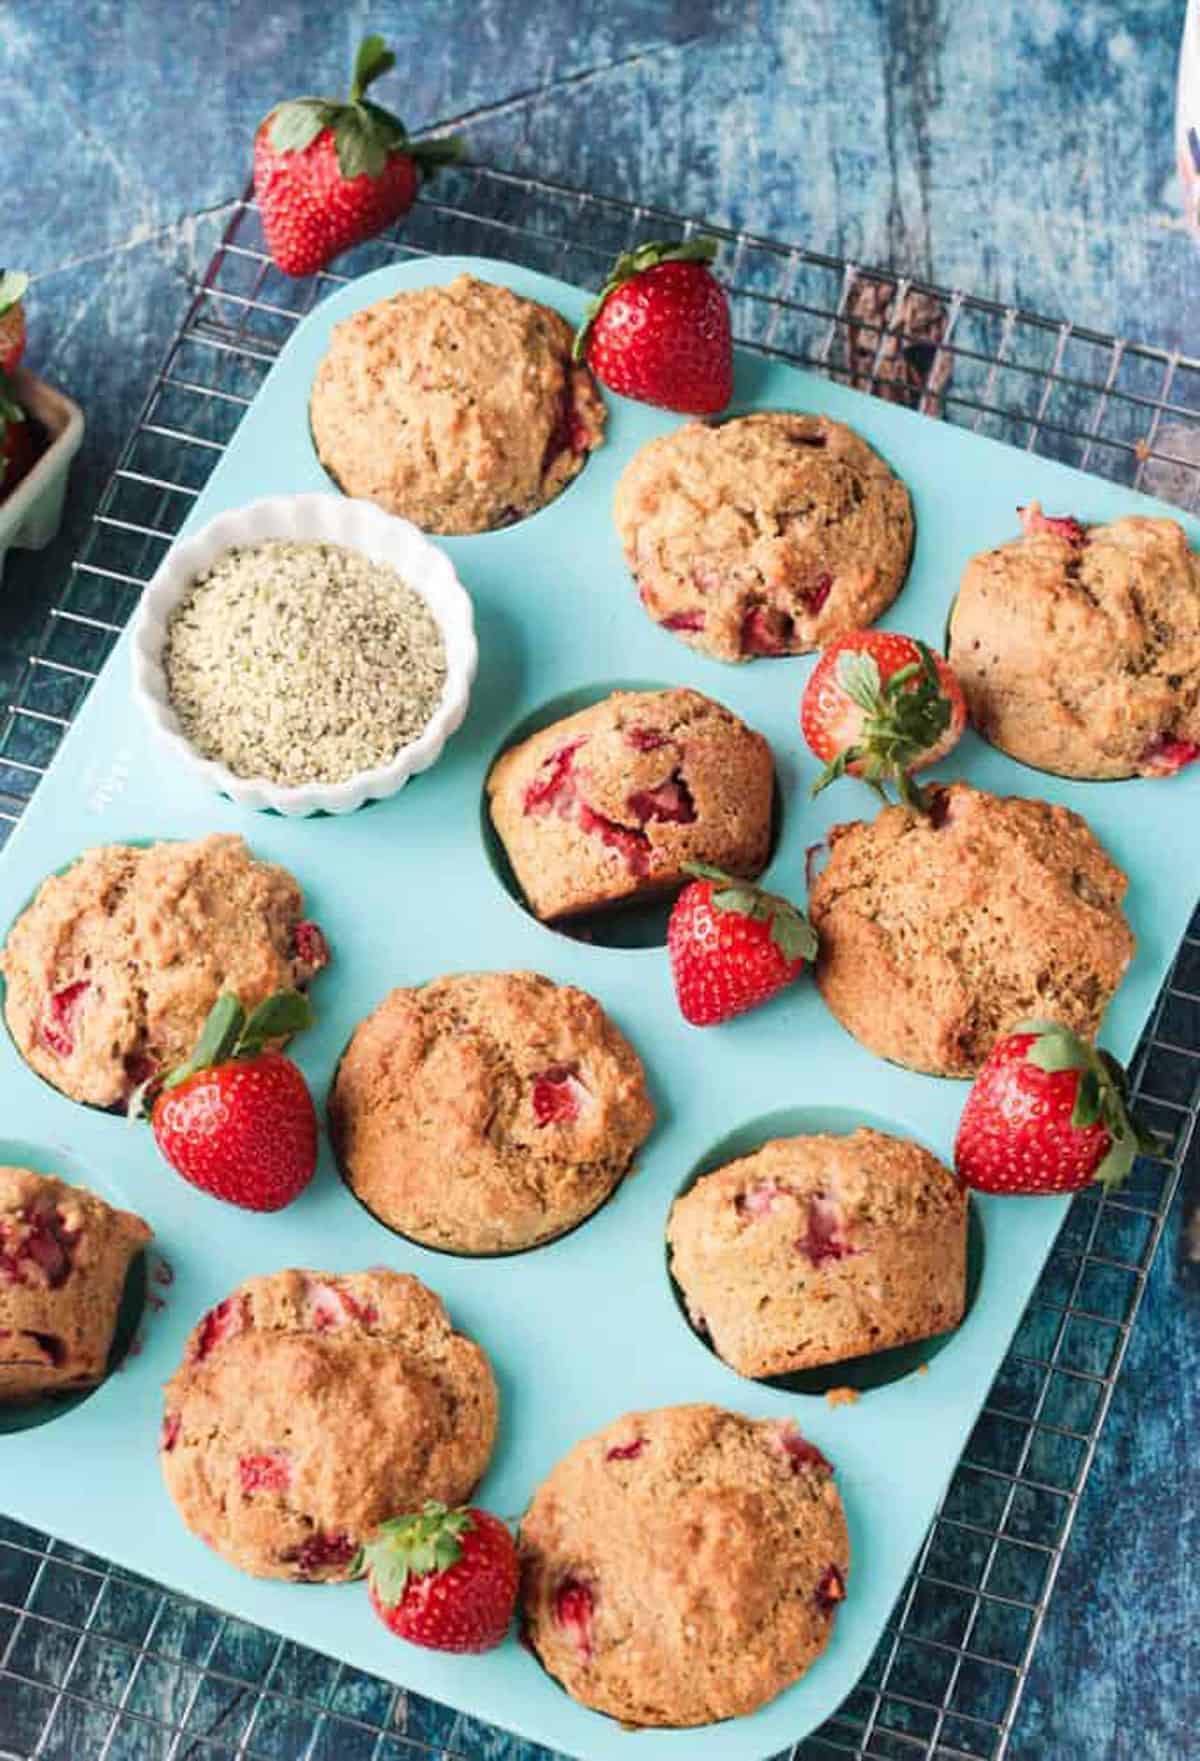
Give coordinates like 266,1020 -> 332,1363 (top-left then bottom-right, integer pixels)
265,37 -> 463,183
350,34 -> 396,102
809,640 -> 950,813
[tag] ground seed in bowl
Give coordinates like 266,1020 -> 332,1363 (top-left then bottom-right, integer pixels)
162,540 -> 448,787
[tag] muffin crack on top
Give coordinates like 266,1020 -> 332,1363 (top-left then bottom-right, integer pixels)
309,274 -> 606,534
948,507 -> 1200,778
613,411 -> 914,661
330,971 -> 655,1254
809,782 -> 1135,1076
0,834 -> 330,1109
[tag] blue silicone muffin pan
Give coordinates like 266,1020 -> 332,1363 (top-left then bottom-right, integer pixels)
1,255 -> 1197,1761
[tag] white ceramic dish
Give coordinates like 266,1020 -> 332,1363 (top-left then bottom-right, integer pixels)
130,491 -> 478,816
0,368 -> 85,581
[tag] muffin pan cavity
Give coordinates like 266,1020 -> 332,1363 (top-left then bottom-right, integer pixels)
665,1106 -> 983,1397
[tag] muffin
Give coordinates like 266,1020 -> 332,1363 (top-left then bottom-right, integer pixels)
519,1403 -> 849,1727
668,1129 -> 967,1377
0,1167 -> 150,1402
613,411 -> 913,661
309,274 -> 606,534
486,687 -> 774,922
160,1269 -> 497,1581
1,834 -> 330,1109
948,505 -> 1200,778
329,971 -> 654,1254
809,782 -> 1134,1076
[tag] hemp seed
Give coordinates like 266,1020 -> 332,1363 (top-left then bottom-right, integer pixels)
162,540 -> 448,786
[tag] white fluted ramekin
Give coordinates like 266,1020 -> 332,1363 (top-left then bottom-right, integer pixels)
131,493 -> 478,816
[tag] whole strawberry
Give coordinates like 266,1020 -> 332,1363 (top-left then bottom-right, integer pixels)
148,991 -> 318,1211
668,863 -> 818,1026
254,36 -> 463,277
0,271 -> 28,377
574,237 -> 733,415
364,1502 -> 518,1654
801,631 -> 966,810
955,1021 -> 1157,1196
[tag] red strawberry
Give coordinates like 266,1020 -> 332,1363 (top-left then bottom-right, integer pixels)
574,237 -> 733,415
668,863 -> 818,1027
955,1021 -> 1158,1196
801,631 -> 966,810
0,377 -> 34,502
147,991 -> 318,1211
364,1502 -> 518,1654
0,272 -> 28,376
254,36 -> 463,277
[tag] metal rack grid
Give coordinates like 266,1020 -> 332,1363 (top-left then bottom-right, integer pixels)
1,166 -> 1197,1761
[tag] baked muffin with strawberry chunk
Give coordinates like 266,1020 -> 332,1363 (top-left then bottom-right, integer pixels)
519,1403 -> 849,1726
0,1167 -> 150,1402
948,504 -> 1200,778
1,834 -> 330,1110
668,1129 -> 966,1377
487,687 -> 774,922
809,782 -> 1134,1076
613,412 -> 913,661
160,1269 -> 497,1581
330,971 -> 654,1253
310,274 -> 605,534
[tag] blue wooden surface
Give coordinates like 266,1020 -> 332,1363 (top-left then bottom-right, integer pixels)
1,2 -> 1199,1757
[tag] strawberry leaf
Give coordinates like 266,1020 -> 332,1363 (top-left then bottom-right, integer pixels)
683,860 -> 737,886
697,865 -> 818,964
835,650 -> 884,715
810,747 -> 852,799
238,990 -> 314,1057
406,133 -> 466,173
711,883 -> 762,916
813,640 -> 955,809
768,902 -> 819,964
364,1503 -> 472,1609
0,271 -> 28,317
1024,1024 -> 1091,1075
1092,1127 -> 1138,1191
160,993 -> 245,1093
0,370 -> 26,426
331,107 -> 399,180
1070,1068 -> 1103,1129
263,36 -> 441,184
267,98 -> 337,155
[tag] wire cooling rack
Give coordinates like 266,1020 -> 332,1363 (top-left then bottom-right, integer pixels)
2,166 -> 1198,1761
